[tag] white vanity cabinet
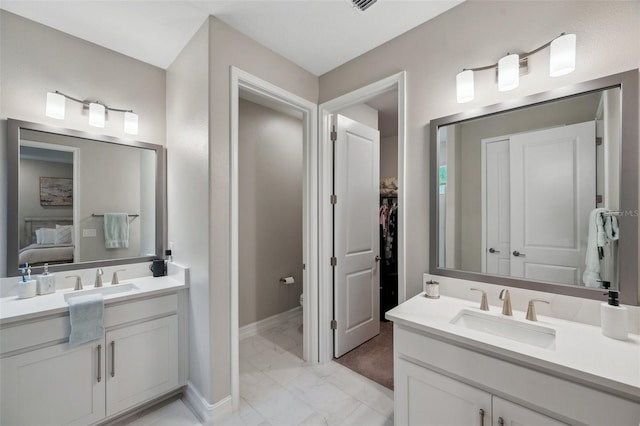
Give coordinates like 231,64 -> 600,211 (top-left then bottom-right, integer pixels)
0,290 -> 187,426
0,341 -> 105,426
392,324 -> 640,426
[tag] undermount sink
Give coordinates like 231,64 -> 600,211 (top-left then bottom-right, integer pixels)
450,309 -> 556,349
64,283 -> 139,301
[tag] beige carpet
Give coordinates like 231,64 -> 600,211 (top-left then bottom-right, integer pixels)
335,321 -> 394,390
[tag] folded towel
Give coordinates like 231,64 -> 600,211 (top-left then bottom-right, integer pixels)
104,213 -> 129,249
68,294 -> 104,346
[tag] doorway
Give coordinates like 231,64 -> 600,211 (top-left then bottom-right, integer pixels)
230,67 -> 318,411
319,72 -> 407,364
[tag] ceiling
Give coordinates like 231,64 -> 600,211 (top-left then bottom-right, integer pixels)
0,0 -> 463,76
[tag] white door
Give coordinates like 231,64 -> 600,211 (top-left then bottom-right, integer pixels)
395,359 -> 492,426
333,114 -> 380,358
483,138 -> 511,275
0,341 -> 105,426
493,397 -> 568,426
106,315 -> 179,416
510,121 -> 596,284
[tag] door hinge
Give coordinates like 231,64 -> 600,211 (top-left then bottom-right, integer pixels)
303,263 -> 306,270
596,194 -> 603,204
330,320 -> 337,330
596,137 -> 603,146
331,257 -> 337,267
330,194 -> 337,205
331,125 -> 337,142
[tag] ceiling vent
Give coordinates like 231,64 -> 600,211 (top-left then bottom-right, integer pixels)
352,0 -> 378,12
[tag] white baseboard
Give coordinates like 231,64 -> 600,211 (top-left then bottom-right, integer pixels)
183,381 -> 233,425
239,306 -> 302,340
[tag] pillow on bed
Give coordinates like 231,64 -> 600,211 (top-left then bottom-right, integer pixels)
55,224 -> 73,244
35,228 -> 56,245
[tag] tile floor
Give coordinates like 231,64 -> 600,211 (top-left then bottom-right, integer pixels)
128,312 -> 394,426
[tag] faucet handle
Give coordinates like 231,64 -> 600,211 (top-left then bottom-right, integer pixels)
111,269 -> 126,285
66,275 -> 83,291
526,299 -> 550,321
470,288 -> 489,311
499,289 -> 513,316
95,268 -> 104,288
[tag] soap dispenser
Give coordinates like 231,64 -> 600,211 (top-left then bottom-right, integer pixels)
36,263 -> 56,295
600,282 -> 628,341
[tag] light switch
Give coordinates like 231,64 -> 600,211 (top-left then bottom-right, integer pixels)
83,228 -> 97,237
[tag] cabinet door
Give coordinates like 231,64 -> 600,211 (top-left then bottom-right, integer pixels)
395,358 -> 492,426
106,315 -> 178,416
493,397 -> 568,426
0,342 -> 105,426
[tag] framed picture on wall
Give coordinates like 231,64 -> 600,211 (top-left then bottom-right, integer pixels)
40,177 -> 73,206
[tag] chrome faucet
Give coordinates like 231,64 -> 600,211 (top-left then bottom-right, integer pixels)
66,275 -> 83,291
499,289 -> 512,316
526,299 -> 550,321
95,268 -> 104,288
470,288 -> 489,311
111,269 -> 126,285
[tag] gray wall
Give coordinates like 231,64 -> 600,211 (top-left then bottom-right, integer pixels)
0,10 -> 166,277
239,98 -> 303,327
166,19 -> 212,403
319,0 -> 640,299
380,136 -> 398,179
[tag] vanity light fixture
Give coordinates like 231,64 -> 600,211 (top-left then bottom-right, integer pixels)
45,90 -> 139,135
456,33 -> 576,103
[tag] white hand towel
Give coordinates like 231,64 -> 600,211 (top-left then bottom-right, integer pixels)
583,208 -> 607,287
104,213 -> 129,249
68,294 -> 104,346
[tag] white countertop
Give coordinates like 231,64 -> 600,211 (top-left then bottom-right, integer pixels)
0,275 -> 187,326
386,293 -> 640,401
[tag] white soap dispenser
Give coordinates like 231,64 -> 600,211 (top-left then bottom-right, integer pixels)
600,282 -> 628,341
36,263 -> 56,295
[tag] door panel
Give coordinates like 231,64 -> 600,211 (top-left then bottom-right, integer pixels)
485,139 -> 511,275
510,122 -> 595,284
0,342 -> 105,426
334,114 -> 380,358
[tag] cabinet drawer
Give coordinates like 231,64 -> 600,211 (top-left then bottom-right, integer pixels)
0,315 -> 70,355
105,294 -> 178,328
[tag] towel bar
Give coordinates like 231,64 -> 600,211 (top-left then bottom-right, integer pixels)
92,214 -> 139,218
601,211 -> 621,217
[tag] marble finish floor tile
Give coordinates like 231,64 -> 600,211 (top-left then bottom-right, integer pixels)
129,313 -> 394,426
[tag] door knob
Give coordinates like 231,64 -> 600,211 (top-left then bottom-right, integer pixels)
375,255 -> 381,262
512,250 -> 526,257
488,248 -> 500,254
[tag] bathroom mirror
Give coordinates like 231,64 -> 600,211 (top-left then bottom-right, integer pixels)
429,70 -> 639,305
6,119 -> 165,277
